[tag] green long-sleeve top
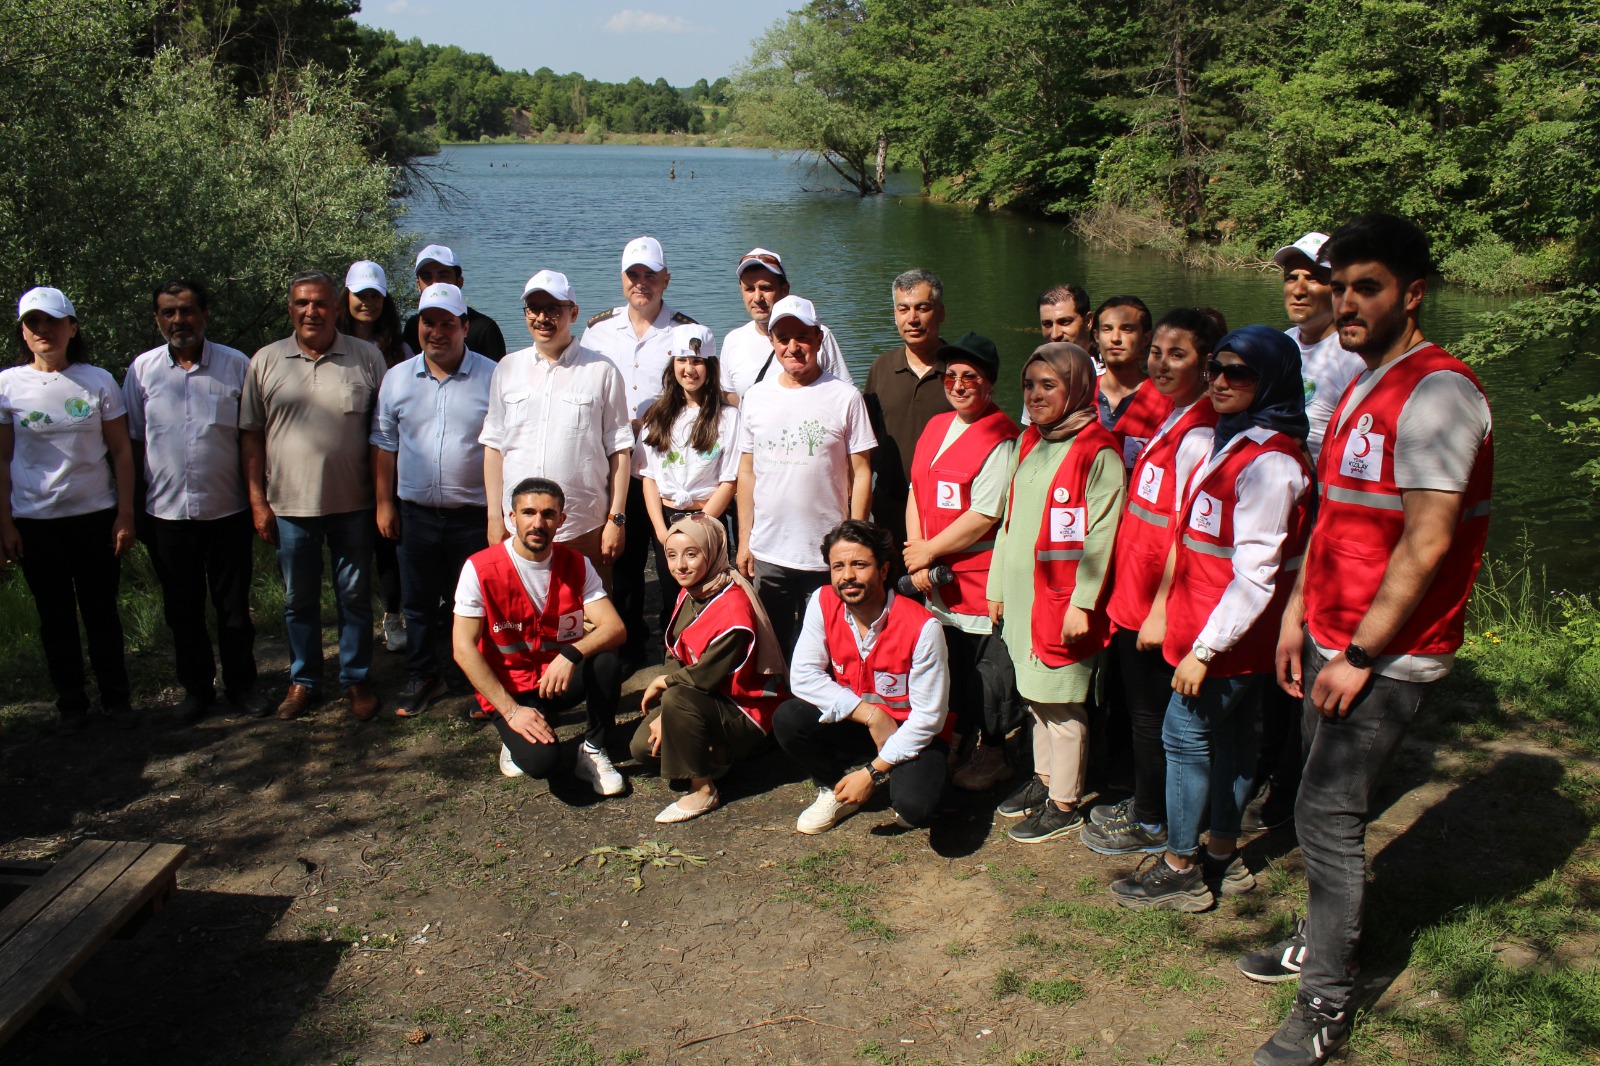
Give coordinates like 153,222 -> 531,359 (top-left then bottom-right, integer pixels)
986,433 -> 1126,704
661,592 -> 755,692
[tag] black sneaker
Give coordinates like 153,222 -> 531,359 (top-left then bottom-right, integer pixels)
227,689 -> 272,719
1081,818 -> 1167,855
997,776 -> 1049,819
1109,856 -> 1214,912
1254,993 -> 1350,1065
1237,918 -> 1307,983
174,690 -> 216,725
1203,851 -> 1257,895
1089,796 -> 1133,828
1007,802 -> 1085,843
395,675 -> 447,718
1243,781 -> 1297,833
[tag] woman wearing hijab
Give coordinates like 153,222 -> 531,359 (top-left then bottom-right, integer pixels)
987,343 -> 1126,843
1110,325 -> 1312,912
632,513 -> 788,823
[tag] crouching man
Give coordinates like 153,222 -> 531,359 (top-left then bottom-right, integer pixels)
774,520 -> 951,834
452,477 -> 628,794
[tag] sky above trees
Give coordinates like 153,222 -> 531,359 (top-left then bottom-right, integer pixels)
352,1 -> 788,84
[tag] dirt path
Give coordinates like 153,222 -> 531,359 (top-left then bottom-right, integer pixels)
2,634 -> 1593,1065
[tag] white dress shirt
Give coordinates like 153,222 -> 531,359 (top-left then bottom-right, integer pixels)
123,340 -> 250,521
789,588 -> 950,766
480,340 -> 633,539
581,303 -> 714,413
719,320 -> 853,399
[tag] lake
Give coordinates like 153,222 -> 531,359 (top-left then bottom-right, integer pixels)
402,143 -> 1598,588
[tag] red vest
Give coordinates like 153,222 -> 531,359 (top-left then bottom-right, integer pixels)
820,591 -> 954,743
667,583 -> 787,733
1106,400 -> 1219,632
1304,346 -> 1493,656
1162,432 -> 1312,676
908,406 -> 1021,615
1106,379 -> 1173,470
1009,422 -> 1122,667
470,542 -> 587,714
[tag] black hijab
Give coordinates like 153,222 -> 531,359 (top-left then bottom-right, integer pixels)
1212,325 -> 1309,450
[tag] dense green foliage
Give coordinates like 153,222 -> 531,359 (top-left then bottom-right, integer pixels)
0,0 -> 404,369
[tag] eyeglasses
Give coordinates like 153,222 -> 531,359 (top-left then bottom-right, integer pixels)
524,303 -> 573,319
942,370 -> 984,386
1205,360 -> 1260,386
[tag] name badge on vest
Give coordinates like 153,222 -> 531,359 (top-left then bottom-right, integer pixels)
1049,506 -> 1086,545
1122,436 -> 1149,468
1136,463 -> 1165,505
1188,491 -> 1222,536
874,671 -> 909,699
556,609 -> 584,643
1340,414 -> 1384,482
935,480 -> 962,510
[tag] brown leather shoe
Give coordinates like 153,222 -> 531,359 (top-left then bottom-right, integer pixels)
276,683 -> 316,720
346,683 -> 379,722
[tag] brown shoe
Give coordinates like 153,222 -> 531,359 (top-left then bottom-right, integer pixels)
346,683 -> 379,722
276,683 -> 316,720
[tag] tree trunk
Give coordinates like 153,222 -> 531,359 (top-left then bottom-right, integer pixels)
874,131 -> 887,193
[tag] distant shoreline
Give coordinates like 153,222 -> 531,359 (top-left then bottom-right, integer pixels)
433,132 -> 788,151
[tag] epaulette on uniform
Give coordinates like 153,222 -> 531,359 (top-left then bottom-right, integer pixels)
670,311 -> 699,325
587,308 -> 617,327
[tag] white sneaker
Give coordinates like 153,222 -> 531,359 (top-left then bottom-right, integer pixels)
953,742 -> 1014,792
796,787 -> 859,835
382,613 -> 406,653
575,741 -> 625,796
497,743 -> 525,778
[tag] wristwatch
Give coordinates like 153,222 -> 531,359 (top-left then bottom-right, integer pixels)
863,765 -> 890,789
609,512 -> 627,527
1192,641 -> 1216,664
1344,643 -> 1373,669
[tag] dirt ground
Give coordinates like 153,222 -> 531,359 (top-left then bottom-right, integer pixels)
2,622 -> 1595,1066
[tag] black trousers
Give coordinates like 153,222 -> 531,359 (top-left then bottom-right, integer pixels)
396,502 -> 483,682
15,509 -> 129,714
772,697 -> 949,827
943,625 -> 1020,744
489,650 -> 624,776
614,477 -> 652,662
144,510 -> 257,699
753,560 -> 828,665
1111,628 -> 1177,827
374,533 -> 401,614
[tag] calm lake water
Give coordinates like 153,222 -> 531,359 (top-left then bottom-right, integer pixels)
403,143 -> 1599,588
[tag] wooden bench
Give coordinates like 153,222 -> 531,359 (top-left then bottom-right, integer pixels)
0,839 -> 188,1046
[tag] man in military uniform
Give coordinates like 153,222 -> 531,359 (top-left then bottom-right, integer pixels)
580,236 -> 714,668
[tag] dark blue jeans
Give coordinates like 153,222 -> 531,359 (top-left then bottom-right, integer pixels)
1161,671 -> 1262,856
275,510 -> 374,690
397,501 -> 484,681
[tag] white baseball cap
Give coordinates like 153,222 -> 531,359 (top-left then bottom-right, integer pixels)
414,244 -> 460,270
417,282 -> 467,318
768,295 -> 819,330
670,323 -> 715,360
344,261 -> 388,296
17,286 -> 75,320
621,236 -> 665,273
1272,232 -> 1331,271
522,270 -> 576,304
736,247 -> 786,278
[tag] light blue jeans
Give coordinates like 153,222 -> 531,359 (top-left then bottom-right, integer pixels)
275,510 -> 374,690
1161,672 -> 1263,856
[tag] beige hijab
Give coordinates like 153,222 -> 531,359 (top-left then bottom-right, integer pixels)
1024,342 -> 1100,440
665,514 -> 787,679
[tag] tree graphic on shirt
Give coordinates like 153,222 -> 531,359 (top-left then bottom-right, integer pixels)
797,418 -> 825,456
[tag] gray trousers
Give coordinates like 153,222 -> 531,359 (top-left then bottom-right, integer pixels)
1295,635 -> 1430,1011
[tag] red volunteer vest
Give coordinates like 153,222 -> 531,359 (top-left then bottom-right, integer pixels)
1305,345 -> 1493,656
1009,422 -> 1121,667
1106,379 -> 1173,470
1106,400 -> 1219,632
909,406 -> 1022,615
470,542 -> 587,714
820,591 -> 955,743
666,583 -> 787,733
1162,433 -> 1312,676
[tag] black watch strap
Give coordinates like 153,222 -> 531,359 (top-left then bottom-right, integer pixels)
557,644 -> 584,664
865,765 -> 890,788
1344,643 -> 1373,669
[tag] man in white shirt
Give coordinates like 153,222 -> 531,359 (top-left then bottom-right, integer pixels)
1274,232 -> 1366,461
480,270 -> 632,584
124,279 -> 262,722
581,237 -> 711,667
720,247 -> 853,399
774,520 -> 950,835
736,296 -> 876,659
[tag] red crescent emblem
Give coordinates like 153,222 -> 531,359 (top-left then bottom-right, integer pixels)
939,484 -> 956,502
1142,467 -> 1157,485
1199,499 -> 1214,517
1353,435 -> 1372,458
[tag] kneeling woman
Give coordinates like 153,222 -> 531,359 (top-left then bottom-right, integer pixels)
1110,325 -> 1311,911
633,514 -> 787,823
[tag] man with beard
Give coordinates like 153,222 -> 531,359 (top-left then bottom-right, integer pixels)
774,520 -> 951,835
719,247 -> 853,400
1245,215 -> 1493,1066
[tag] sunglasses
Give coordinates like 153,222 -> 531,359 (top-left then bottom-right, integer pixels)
942,370 -> 985,387
738,252 -> 784,274
524,302 -> 573,319
1205,359 -> 1260,386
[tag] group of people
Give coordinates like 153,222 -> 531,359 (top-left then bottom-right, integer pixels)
0,214 -> 1493,1066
